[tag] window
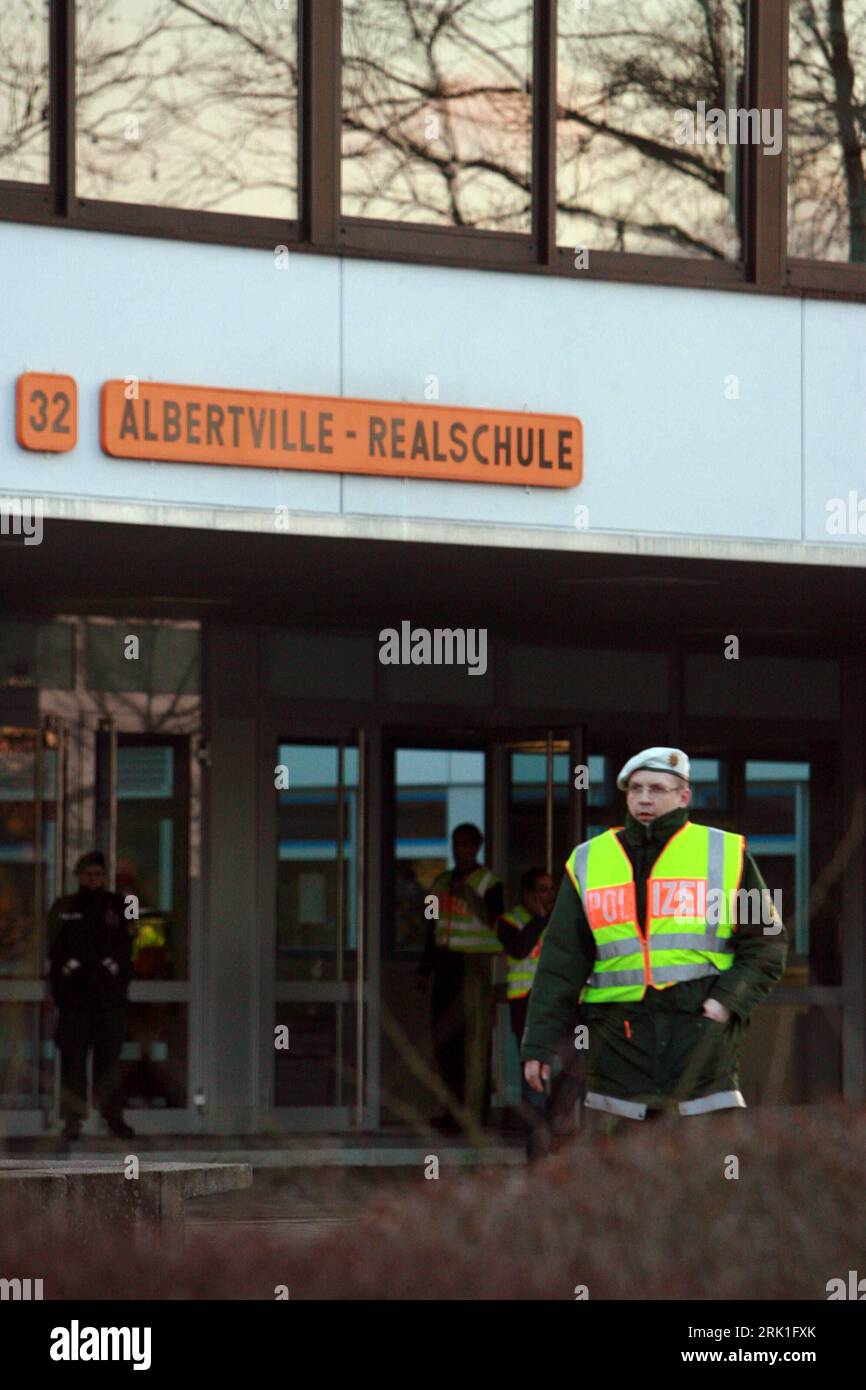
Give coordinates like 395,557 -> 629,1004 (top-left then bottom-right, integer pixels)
341,0 -> 533,231
85,621 -> 200,694
688,758 -> 725,809
0,0 -> 49,184
744,760 -> 811,972
4,3 -> 866,300
788,1 -> 866,263
392,748 -> 485,952
0,621 -> 74,690
75,0 -> 299,218
275,742 -> 360,981
556,0 -> 746,259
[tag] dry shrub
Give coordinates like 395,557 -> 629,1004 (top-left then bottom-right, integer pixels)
2,1106 -> 865,1300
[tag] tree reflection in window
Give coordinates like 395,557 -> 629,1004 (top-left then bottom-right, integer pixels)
556,0 -> 746,260
342,0 -> 533,231
75,0 -> 298,218
0,0 -> 50,184
789,0 -> 866,263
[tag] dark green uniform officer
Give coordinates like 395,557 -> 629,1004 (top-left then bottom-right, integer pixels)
522,747 -> 788,1131
48,851 -> 135,1142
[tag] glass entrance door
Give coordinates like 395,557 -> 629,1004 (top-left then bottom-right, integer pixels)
95,727 -> 192,1117
487,728 -> 586,894
271,737 -> 366,1123
0,720 -> 65,1119
379,728 -> 584,1131
382,741 -> 488,1128
487,728 -> 585,1111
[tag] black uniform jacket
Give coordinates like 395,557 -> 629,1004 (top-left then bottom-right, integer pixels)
520,807 -> 789,1103
48,889 -> 133,1009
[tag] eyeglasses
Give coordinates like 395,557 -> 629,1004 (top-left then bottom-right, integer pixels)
627,782 -> 682,797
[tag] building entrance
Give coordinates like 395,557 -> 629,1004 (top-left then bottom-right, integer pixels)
0,618 -> 201,1136
378,727 -> 584,1130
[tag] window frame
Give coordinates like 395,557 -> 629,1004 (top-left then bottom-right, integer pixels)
1,2 -> 865,303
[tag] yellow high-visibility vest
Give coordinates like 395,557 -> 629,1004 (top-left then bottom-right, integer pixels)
432,866 -> 503,953
502,905 -> 545,1000
565,822 -> 744,1003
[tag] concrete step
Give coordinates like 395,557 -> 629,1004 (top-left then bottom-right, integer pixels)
0,1158 -> 252,1241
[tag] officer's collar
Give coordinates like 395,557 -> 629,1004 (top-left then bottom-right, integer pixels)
623,805 -> 689,846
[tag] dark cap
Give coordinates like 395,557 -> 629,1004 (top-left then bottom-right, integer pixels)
75,850 -> 106,874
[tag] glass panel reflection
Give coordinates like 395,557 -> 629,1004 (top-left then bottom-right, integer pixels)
0,621 -> 75,691
121,1001 -> 187,1108
274,1002 -> 357,1108
789,2 -> 866,262
85,622 -> 200,694
0,0 -> 50,183
392,748 -> 485,954
0,1003 -> 54,1108
0,727 -> 58,981
114,738 -> 189,981
76,0 -> 298,217
557,0 -> 746,259
688,758 -> 725,810
275,743 -> 359,981
506,748 -> 569,902
342,0 -> 533,231
745,761 -> 812,976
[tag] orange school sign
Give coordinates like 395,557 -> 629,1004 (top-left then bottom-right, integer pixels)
100,381 -> 582,488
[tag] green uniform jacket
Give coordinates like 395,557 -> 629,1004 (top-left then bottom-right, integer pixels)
520,807 -> 789,1104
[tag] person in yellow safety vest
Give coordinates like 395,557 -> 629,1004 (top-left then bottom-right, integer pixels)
496,868 -> 559,1158
417,823 -> 504,1134
496,868 -> 556,1039
130,912 -> 172,979
522,747 -> 788,1137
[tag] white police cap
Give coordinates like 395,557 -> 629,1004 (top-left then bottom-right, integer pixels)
617,747 -> 690,791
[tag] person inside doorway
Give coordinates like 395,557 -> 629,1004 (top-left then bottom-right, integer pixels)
114,861 -> 179,1110
496,867 -> 559,1156
418,824 -> 504,1134
48,851 -> 135,1142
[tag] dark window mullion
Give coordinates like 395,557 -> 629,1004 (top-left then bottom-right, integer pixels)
49,0 -> 76,219
747,0 -> 788,288
532,0 -> 557,265
300,0 -> 340,247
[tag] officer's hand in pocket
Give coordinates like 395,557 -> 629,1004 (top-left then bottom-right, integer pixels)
701,998 -> 732,1025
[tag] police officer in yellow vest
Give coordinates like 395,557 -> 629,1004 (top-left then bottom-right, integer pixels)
418,823 -> 504,1133
497,868 -> 555,1042
522,748 -> 788,1132
497,868 -> 558,1156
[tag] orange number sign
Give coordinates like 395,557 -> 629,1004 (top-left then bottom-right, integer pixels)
16,373 -> 78,452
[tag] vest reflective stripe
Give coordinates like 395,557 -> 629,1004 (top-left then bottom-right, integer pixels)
585,1089 -> 747,1119
584,1091 -> 647,1120
678,1089 -> 746,1115
503,905 -> 542,999
433,866 -> 503,953
565,822 -> 745,1003
570,840 -> 591,901
649,933 -> 734,953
